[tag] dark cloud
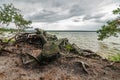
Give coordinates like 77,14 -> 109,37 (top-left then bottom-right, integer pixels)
83,13 -> 106,20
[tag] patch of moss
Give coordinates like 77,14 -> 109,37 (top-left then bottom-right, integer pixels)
65,44 -> 74,51
2,38 -> 15,43
3,38 -> 8,42
108,54 -> 120,62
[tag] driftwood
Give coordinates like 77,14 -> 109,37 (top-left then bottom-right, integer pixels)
72,43 -> 83,55
71,44 -> 101,59
3,29 -> 99,65
14,33 -> 47,48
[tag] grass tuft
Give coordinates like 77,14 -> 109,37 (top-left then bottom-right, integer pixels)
108,54 -> 120,62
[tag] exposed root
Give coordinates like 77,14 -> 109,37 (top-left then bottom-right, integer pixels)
76,61 -> 89,74
20,53 -> 40,65
105,61 -> 120,70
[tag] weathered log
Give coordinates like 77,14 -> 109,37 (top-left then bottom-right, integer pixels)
14,32 -> 47,48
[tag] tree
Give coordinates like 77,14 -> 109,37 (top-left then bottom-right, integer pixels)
97,6 -> 120,40
0,3 -> 32,32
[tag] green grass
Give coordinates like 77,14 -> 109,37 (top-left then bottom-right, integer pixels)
0,28 -> 17,32
65,44 -> 74,51
108,54 -> 120,62
1,38 -> 15,43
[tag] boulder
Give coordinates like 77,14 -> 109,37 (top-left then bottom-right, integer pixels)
37,42 -> 60,62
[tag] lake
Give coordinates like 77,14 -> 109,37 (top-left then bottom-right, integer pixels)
50,32 -> 120,58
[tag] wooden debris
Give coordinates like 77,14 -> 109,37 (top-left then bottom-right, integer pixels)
0,28 -> 101,66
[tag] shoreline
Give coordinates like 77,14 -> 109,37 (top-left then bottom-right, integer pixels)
0,29 -> 120,80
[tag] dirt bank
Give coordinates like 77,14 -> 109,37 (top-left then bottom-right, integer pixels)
0,42 -> 120,80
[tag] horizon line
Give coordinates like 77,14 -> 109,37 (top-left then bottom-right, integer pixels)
46,30 -> 97,32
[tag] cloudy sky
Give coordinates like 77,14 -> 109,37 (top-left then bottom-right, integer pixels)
0,0 -> 120,30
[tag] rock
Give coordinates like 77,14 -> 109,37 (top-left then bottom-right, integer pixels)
42,42 -> 60,57
37,42 -> 60,62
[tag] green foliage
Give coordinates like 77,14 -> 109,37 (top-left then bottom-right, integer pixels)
3,38 -> 8,42
0,3 -> 32,32
97,6 -> 120,40
113,6 -> 120,14
97,20 -> 120,40
1,38 -> 15,43
65,44 -> 74,51
0,28 -> 17,32
108,54 -> 120,62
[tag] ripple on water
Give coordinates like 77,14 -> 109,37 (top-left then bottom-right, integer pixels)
52,32 -> 120,58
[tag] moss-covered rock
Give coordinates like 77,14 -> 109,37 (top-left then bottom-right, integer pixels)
37,42 -> 60,62
42,42 -> 60,57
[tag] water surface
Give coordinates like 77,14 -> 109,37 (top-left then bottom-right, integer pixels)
50,32 -> 120,58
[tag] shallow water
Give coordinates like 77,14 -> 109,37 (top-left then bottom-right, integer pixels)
50,32 -> 120,58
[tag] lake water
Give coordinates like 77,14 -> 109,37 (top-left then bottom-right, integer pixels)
1,31 -> 120,58
50,32 -> 120,58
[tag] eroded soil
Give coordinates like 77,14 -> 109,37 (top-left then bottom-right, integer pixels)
0,43 -> 120,80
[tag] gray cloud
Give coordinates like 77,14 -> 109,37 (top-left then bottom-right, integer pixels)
83,13 -> 106,21
0,0 -> 120,30
26,0 -> 118,22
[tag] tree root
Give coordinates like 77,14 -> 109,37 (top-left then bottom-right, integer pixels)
20,53 -> 40,65
0,46 -> 12,54
104,61 -> 120,70
75,61 -> 89,74
106,61 -> 120,67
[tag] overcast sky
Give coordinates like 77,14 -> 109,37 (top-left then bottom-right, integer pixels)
0,0 -> 120,30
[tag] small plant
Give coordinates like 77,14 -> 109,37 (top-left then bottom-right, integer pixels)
3,38 -> 8,42
65,44 -> 74,51
108,54 -> 120,62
